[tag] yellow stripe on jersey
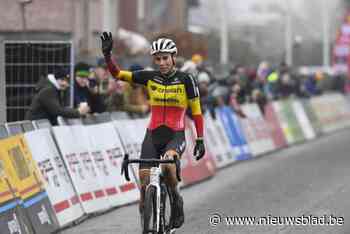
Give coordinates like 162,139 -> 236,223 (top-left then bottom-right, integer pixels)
117,70 -> 133,83
188,97 -> 202,115
147,80 -> 188,108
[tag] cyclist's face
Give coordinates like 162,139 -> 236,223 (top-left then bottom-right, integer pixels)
153,53 -> 175,75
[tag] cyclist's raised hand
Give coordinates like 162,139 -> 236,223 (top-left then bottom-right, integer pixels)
194,138 -> 205,160
100,31 -> 113,56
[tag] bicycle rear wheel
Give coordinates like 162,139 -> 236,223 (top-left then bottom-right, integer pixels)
143,185 -> 157,234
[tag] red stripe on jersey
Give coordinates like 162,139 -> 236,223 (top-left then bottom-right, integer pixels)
148,106 -> 187,131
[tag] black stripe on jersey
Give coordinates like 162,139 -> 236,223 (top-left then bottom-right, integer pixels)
189,74 -> 199,97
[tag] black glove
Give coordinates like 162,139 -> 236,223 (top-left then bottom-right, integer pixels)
100,31 -> 113,56
193,138 -> 205,161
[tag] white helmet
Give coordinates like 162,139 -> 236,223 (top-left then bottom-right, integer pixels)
150,38 -> 177,55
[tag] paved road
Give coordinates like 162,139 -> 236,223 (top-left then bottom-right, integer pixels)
60,129 -> 350,234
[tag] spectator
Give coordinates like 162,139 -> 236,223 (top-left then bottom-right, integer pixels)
211,85 -> 229,111
228,83 -> 246,118
251,89 -> 268,114
25,69 -> 89,125
197,72 -> 215,117
104,78 -> 148,114
278,72 -> 294,98
74,67 -> 106,113
265,70 -> 279,100
180,54 -> 204,76
127,64 -> 150,118
95,58 -> 110,96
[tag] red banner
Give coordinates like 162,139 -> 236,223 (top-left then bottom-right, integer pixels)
263,103 -> 288,149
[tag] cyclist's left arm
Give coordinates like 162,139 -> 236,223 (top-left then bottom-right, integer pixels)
185,74 -> 204,138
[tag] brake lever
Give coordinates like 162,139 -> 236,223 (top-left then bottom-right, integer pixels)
121,154 -> 130,181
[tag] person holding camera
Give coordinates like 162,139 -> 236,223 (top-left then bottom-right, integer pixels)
73,67 -> 106,113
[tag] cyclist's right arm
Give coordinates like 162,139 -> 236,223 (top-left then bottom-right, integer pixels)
104,55 -> 133,83
101,32 -> 152,85
104,54 -> 153,86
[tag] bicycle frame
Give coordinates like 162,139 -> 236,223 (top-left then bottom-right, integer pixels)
121,153 -> 181,233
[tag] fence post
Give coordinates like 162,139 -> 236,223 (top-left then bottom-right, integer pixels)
0,37 -> 6,123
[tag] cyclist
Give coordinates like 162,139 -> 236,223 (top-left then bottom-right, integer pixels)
100,32 -> 206,230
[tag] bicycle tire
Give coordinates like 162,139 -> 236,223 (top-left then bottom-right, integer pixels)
143,185 -> 157,234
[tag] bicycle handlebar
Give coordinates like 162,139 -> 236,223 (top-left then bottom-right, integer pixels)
121,154 -> 182,182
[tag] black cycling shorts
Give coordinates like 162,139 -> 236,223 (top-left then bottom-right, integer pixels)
139,126 -> 186,169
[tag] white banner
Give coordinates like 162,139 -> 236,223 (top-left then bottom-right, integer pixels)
53,126 -> 110,214
113,120 -> 145,185
85,123 -> 139,207
204,112 -> 235,168
240,104 -> 276,156
310,94 -> 350,133
24,129 -> 84,227
292,100 -> 316,140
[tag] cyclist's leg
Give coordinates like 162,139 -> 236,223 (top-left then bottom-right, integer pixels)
162,131 -> 186,229
138,130 -> 160,217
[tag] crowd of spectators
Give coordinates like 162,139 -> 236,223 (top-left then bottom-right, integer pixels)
180,55 -> 347,119
71,59 -> 151,118
26,54 -> 347,125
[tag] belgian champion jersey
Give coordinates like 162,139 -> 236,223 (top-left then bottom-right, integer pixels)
131,70 -> 201,131
105,56 -> 204,137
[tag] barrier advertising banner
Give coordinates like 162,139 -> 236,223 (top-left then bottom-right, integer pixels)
85,123 -> 139,207
53,126 -> 110,214
272,100 -> 304,145
113,120 -> 143,185
0,135 -> 59,234
240,104 -> 276,156
291,100 -> 316,140
216,106 -> 252,160
204,112 -> 236,168
263,103 -> 288,149
300,99 -> 322,136
0,158 -> 34,234
310,94 -> 350,133
25,129 -> 84,227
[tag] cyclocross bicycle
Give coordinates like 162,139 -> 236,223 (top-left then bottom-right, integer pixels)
121,153 -> 182,234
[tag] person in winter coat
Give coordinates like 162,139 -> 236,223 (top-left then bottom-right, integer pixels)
26,69 -> 90,125
73,69 -> 106,113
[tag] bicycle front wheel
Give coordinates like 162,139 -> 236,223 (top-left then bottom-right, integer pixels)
143,185 -> 157,234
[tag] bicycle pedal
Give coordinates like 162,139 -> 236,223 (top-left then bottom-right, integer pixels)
169,228 -> 176,234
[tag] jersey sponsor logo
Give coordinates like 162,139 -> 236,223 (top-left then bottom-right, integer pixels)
153,97 -> 180,104
157,87 -> 183,94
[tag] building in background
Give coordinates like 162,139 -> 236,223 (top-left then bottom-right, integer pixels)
0,0 -> 192,58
